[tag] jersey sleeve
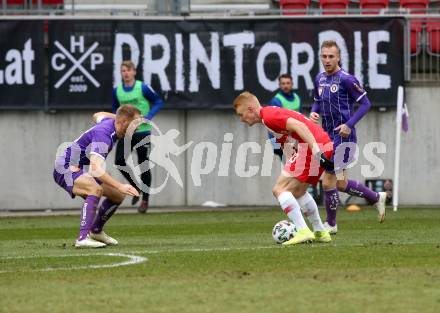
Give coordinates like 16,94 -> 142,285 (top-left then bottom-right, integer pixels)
313,74 -> 321,102
95,116 -> 113,124
111,88 -> 119,113
270,96 -> 282,107
142,83 -> 164,120
89,130 -> 112,160
262,108 -> 289,132
311,75 -> 321,113
344,75 -> 367,103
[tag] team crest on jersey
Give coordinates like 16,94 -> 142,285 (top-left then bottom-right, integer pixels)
330,84 -> 339,93
318,86 -> 323,96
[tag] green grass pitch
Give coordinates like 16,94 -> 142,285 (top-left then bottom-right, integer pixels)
1,207 -> 440,313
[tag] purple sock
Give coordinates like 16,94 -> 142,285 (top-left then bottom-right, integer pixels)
324,188 -> 340,226
91,198 -> 119,233
344,180 -> 379,204
78,195 -> 100,240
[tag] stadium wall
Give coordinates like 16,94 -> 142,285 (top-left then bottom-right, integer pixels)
0,85 -> 437,210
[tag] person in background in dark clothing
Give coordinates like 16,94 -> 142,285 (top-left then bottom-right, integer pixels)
112,60 -> 164,213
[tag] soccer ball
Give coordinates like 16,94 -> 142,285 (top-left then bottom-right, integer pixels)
272,220 -> 297,244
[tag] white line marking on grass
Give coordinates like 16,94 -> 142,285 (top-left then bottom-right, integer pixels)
0,241 -> 405,274
0,253 -> 147,274
127,245 -> 279,255
116,241 -> 404,256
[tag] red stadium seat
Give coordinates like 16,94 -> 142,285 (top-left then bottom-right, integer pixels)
426,20 -> 440,55
360,0 -> 390,14
280,0 -> 310,15
44,0 -> 62,3
400,0 -> 429,14
410,20 -> 424,55
320,0 -> 349,15
401,1 -> 429,55
32,0 -> 63,4
6,0 -> 62,6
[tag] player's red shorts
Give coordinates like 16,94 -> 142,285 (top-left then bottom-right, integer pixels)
283,141 -> 333,185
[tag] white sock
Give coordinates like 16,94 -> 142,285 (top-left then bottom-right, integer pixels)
297,192 -> 325,232
277,191 -> 309,231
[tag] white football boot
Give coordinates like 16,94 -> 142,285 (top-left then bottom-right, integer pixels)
375,192 -> 387,223
323,222 -> 338,235
75,235 -> 107,248
90,231 -> 118,246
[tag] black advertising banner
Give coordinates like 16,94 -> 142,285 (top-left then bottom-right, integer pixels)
48,21 -> 114,108
48,18 -> 404,109
0,21 -> 44,108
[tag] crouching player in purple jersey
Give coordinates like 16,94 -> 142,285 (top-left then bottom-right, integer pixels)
53,105 -> 141,248
310,40 -> 386,234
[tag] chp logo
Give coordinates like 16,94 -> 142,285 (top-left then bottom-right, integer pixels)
51,36 -> 103,93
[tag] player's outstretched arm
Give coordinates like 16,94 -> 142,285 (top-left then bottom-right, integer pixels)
93,112 -> 116,123
89,154 -> 140,197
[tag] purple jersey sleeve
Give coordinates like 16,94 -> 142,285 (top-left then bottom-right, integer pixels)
346,95 -> 372,129
311,102 -> 320,114
344,75 -> 367,103
89,128 -> 113,160
311,74 -> 321,113
343,76 -> 371,129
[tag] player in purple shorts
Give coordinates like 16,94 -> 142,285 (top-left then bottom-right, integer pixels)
53,105 -> 141,248
310,40 -> 387,234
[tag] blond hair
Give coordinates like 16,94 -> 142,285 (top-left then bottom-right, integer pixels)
232,91 -> 258,109
321,40 -> 341,55
121,60 -> 136,70
116,104 -> 141,120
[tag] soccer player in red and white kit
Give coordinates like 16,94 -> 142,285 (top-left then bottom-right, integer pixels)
233,91 -> 333,245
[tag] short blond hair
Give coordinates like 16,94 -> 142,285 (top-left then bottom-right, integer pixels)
121,60 -> 136,70
116,104 -> 141,120
321,40 -> 340,55
233,91 -> 258,109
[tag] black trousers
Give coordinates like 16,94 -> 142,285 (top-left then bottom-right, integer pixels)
114,132 -> 151,201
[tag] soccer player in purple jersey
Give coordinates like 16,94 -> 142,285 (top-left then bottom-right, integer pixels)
53,105 -> 141,248
310,40 -> 386,234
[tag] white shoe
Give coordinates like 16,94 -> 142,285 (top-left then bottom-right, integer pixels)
75,235 -> 107,248
323,222 -> 338,234
375,192 -> 387,223
90,231 -> 118,246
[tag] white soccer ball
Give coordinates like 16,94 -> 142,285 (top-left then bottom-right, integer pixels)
272,220 -> 297,244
